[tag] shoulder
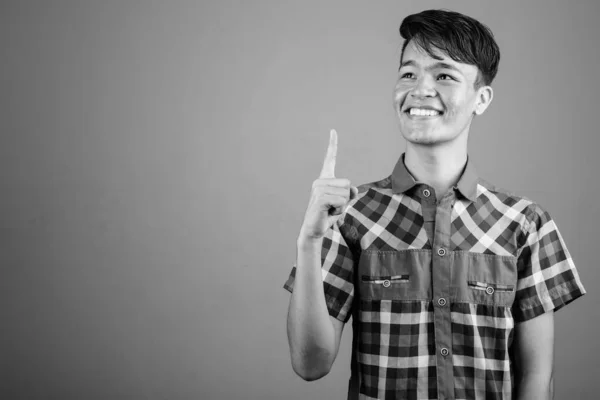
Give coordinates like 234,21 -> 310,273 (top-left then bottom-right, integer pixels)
356,175 -> 393,194
338,175 -> 394,222
347,175 -> 395,206
475,178 -> 553,231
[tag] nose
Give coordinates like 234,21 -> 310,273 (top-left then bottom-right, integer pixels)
410,75 -> 436,99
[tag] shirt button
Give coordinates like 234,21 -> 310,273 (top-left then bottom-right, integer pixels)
486,286 -> 495,295
437,248 -> 446,256
437,298 -> 447,307
382,280 -> 391,288
423,189 -> 431,198
440,347 -> 449,357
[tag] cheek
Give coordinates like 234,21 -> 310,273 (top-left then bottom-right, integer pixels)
393,82 -> 412,104
393,87 -> 404,104
447,88 -> 479,113
442,96 -> 472,119
393,92 -> 406,113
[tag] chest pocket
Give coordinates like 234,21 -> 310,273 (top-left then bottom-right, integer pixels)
358,250 -> 431,301
456,252 -> 518,307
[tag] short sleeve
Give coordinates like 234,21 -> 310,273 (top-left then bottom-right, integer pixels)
283,216 -> 357,323
513,204 -> 586,323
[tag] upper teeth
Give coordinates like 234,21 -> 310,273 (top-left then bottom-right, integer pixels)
409,108 -> 440,116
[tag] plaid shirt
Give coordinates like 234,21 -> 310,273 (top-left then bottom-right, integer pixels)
284,154 -> 586,400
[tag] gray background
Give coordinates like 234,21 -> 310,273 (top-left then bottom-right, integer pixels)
1,0 -> 598,399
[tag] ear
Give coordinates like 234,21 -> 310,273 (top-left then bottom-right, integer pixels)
474,86 -> 493,115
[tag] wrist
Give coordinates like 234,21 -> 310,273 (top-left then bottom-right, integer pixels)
297,234 -> 323,252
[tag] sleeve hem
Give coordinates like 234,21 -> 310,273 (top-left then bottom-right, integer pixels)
282,283 -> 352,323
514,281 -> 586,323
327,301 -> 351,323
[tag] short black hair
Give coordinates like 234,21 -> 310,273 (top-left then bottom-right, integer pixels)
399,9 -> 500,87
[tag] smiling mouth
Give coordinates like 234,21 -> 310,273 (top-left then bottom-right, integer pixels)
404,107 -> 444,117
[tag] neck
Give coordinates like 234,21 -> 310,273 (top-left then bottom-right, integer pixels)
404,140 -> 468,199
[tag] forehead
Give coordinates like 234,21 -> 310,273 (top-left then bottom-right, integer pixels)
400,41 -> 478,79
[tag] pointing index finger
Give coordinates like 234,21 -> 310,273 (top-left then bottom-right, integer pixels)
319,129 -> 338,178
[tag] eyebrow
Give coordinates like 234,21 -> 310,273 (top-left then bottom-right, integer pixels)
400,60 -> 462,74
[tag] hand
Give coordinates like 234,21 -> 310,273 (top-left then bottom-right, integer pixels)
299,129 -> 358,240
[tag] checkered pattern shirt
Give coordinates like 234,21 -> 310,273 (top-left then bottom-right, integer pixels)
284,154 -> 586,400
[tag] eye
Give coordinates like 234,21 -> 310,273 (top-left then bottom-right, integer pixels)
437,73 -> 455,81
400,72 -> 414,79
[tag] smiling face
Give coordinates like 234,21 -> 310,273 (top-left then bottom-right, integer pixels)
393,40 -> 493,146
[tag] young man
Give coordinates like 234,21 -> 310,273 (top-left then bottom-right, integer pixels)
284,9 -> 585,400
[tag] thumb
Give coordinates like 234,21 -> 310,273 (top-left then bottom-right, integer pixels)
349,186 -> 359,200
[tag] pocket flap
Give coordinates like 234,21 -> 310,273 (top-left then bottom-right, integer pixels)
464,253 -> 517,306
358,250 -> 431,300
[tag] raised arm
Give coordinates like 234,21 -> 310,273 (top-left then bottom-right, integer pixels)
286,129 -> 358,381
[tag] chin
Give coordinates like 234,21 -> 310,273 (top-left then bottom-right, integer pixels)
406,137 -> 439,146
401,129 -> 440,145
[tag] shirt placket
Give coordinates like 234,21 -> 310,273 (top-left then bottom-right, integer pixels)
421,187 -> 455,400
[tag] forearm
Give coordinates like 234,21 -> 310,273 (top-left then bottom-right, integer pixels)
287,236 -> 337,380
515,373 -> 554,400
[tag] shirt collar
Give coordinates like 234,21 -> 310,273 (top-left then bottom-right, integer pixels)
391,153 -> 479,202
